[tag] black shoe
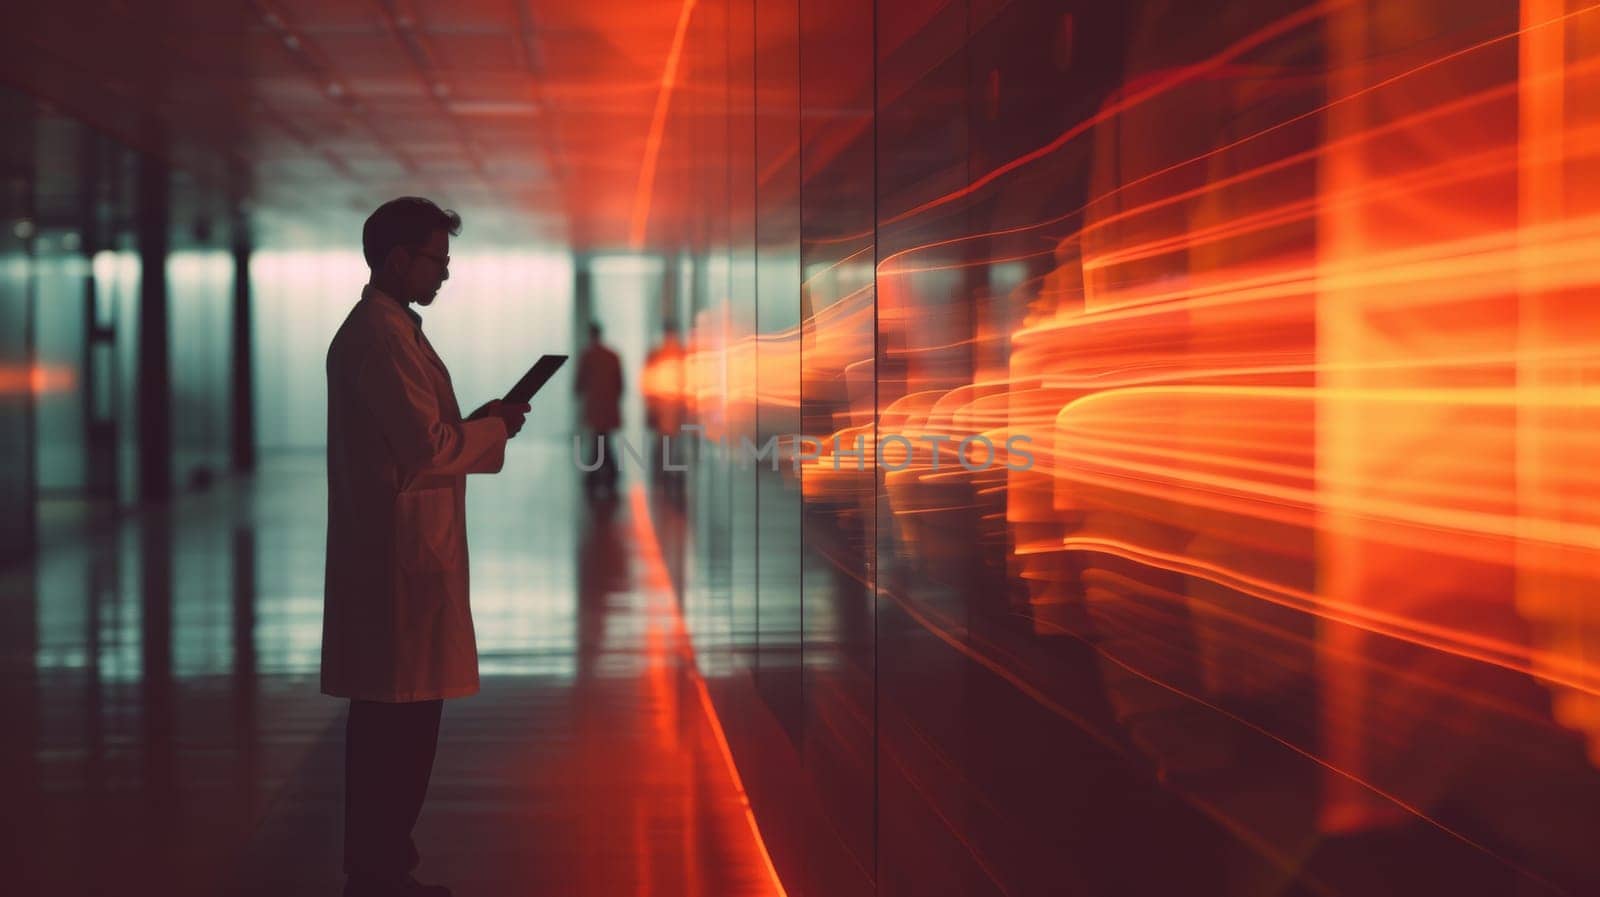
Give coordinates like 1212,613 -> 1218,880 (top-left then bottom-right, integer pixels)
343,875 -> 451,897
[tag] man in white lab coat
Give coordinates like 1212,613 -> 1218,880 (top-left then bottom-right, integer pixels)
322,197 -> 528,897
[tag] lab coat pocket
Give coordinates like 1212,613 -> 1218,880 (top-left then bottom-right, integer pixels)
394,487 -> 460,572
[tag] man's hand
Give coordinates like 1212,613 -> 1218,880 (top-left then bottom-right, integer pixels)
468,400 -> 530,438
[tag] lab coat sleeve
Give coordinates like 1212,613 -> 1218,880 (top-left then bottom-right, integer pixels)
356,333 -> 508,476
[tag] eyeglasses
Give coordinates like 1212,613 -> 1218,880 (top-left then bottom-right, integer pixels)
409,247 -> 450,271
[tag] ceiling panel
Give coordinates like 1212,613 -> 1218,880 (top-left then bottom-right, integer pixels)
0,0 -> 708,251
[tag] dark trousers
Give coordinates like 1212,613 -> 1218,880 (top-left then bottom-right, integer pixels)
344,698 -> 443,881
582,429 -> 618,495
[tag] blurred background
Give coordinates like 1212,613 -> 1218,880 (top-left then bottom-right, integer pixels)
4,0 -> 1600,895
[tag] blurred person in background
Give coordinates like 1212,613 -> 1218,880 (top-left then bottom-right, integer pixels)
575,321 -> 624,500
644,327 -> 686,497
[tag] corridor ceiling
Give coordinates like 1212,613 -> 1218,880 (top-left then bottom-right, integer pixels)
1,0 -> 714,250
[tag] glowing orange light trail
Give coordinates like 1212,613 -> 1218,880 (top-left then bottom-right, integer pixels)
0,364 -> 76,394
629,487 -> 790,897
873,1 -> 1600,284
652,2 -> 1600,861
880,1 -> 1341,228
628,0 -> 699,250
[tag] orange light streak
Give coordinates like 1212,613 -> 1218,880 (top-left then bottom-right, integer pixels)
629,486 -> 790,897
871,1 -> 1600,283
628,0 -> 700,249
0,364 -> 76,394
664,1 -> 1600,865
880,1 -> 1342,227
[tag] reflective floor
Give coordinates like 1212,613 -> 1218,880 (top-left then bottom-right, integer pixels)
0,442 -> 782,897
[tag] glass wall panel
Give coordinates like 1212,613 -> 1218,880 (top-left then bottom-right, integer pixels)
797,0 -> 879,894
750,0 -> 808,885
873,4 -> 984,893
168,250 -> 233,487
656,1 -> 1600,895
33,243 -> 88,493
713,0 -> 760,704
29,113 -> 90,498
13,97 -> 175,518
0,226 -> 31,564
96,248 -> 142,507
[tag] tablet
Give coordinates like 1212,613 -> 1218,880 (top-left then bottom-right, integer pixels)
503,354 -> 569,404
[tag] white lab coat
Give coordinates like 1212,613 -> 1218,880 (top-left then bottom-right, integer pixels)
321,286 -> 508,702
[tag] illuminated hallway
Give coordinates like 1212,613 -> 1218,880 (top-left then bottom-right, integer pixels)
7,1 -> 1600,895
4,446 -> 781,897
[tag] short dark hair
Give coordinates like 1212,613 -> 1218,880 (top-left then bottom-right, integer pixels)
362,197 -> 461,270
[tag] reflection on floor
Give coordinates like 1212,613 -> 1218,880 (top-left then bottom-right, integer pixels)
0,442 -> 782,897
